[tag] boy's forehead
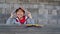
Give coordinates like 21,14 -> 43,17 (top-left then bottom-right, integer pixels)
16,10 -> 23,13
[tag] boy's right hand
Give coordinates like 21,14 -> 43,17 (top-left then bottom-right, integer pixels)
10,12 -> 16,18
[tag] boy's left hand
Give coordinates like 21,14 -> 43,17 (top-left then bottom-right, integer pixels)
27,11 -> 32,19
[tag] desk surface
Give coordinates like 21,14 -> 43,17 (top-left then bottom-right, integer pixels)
0,24 -> 60,34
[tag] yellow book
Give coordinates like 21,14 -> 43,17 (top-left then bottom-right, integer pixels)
26,24 -> 44,27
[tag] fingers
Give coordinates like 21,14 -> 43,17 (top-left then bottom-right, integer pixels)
26,11 -> 32,19
10,12 -> 15,18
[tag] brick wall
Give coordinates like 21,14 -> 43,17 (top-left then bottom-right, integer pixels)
0,0 -> 60,24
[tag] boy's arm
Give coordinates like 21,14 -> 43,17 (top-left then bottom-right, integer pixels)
26,17 -> 35,24
6,17 -> 15,24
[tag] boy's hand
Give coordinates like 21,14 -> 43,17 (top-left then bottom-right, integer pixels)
27,11 -> 32,19
10,12 -> 16,18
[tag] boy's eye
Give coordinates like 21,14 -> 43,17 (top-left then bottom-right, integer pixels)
17,14 -> 20,15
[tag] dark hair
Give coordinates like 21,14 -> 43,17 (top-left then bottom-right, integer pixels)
15,7 -> 25,14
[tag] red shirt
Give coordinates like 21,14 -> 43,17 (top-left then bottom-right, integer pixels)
16,16 -> 26,24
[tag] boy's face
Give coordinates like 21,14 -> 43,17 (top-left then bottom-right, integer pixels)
16,9 -> 24,18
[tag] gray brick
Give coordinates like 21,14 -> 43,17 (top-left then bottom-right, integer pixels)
0,8 -> 2,14
17,0 -> 22,3
17,0 -> 38,3
6,0 -> 18,3
28,0 -> 37,3
57,10 -> 60,15
0,4 -> 10,8
39,4 -> 45,9
38,19 -> 48,24
56,6 -> 60,10
39,9 -> 48,14
0,4 -> 3,8
48,19 -> 57,24
21,4 -> 38,8
45,5 -> 54,10
58,19 -> 60,24
0,32 -> 15,34
1,4 -> 14,14
52,10 -> 57,15
5,8 -> 14,14
0,0 -> 5,3
2,8 -> 5,14
13,4 -> 21,9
